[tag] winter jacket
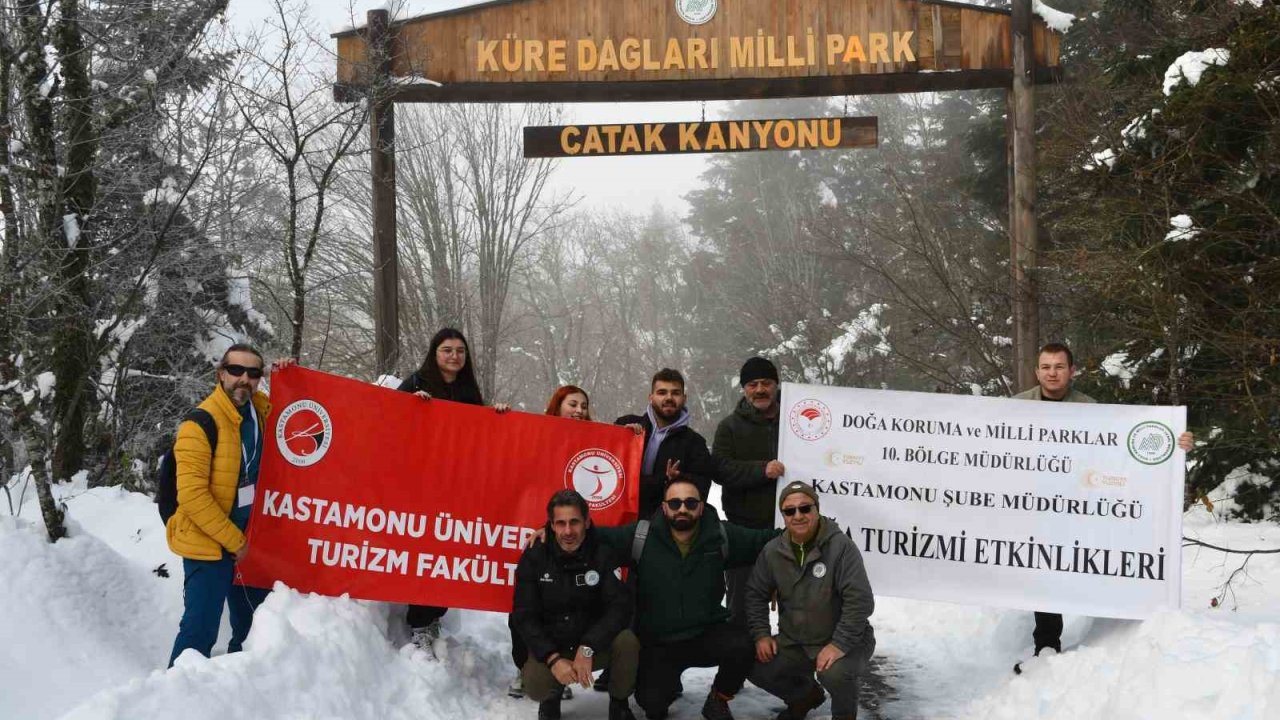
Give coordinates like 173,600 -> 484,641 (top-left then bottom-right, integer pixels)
745,516 -> 875,656
712,397 -> 779,528
510,527 -> 632,663
1011,386 -> 1096,403
166,386 -> 270,561
615,412 -> 719,517
596,504 -> 779,645
397,371 -> 483,405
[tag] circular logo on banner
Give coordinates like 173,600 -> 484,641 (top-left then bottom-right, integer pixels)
812,562 -> 827,579
585,570 -> 600,586
275,399 -> 333,467
789,399 -> 833,442
565,449 -> 626,510
675,0 -> 717,25
1127,421 -> 1175,465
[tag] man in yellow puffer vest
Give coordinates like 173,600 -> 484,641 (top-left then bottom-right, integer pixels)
167,344 -> 286,667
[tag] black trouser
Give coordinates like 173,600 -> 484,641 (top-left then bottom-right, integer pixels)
407,604 -> 447,629
635,623 -> 754,717
1033,612 -> 1062,653
724,565 -> 752,631
750,643 -> 872,717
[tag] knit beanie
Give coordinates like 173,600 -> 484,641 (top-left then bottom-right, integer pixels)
739,357 -> 779,387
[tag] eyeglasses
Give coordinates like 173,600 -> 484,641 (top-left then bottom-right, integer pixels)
664,498 -> 701,512
781,504 -> 814,517
222,364 -> 264,380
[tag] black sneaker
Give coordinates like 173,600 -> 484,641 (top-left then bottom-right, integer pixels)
610,697 -> 638,720
701,689 -> 735,720
538,697 -> 562,720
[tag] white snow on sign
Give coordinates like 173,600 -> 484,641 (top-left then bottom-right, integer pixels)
1033,0 -> 1075,33
1163,49 -> 1230,96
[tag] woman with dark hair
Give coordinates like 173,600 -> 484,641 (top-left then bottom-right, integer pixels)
398,327 -> 484,404
397,327 -> 505,658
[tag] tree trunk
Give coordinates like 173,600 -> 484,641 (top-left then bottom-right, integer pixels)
50,0 -> 99,482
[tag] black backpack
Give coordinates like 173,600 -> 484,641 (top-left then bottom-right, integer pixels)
156,408 -> 218,525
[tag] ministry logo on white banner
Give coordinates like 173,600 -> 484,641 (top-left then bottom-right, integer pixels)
778,382 -> 1186,619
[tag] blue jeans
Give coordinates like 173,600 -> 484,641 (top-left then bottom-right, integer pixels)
168,553 -> 268,667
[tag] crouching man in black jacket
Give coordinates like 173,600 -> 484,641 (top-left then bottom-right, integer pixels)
511,489 -> 640,720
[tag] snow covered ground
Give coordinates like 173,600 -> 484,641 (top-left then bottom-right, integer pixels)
2,477 -> 1277,720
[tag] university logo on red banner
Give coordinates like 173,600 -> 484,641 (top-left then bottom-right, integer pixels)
239,367 -> 642,612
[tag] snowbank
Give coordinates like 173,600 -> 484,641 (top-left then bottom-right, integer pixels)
3,477 -> 1278,720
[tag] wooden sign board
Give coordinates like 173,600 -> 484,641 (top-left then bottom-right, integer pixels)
333,0 -> 1063,103
524,117 -> 878,158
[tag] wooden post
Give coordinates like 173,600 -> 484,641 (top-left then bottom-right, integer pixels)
369,9 -> 399,377
1009,0 -> 1039,392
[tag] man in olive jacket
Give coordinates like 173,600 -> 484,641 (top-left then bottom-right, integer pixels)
746,482 -> 875,720
596,478 -> 779,720
712,356 -> 787,629
1011,342 -> 1192,668
511,490 -> 639,720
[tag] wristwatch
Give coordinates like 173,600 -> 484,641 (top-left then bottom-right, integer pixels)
580,646 -> 595,658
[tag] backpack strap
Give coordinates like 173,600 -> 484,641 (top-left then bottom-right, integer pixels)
631,519 -> 650,564
184,408 -> 218,451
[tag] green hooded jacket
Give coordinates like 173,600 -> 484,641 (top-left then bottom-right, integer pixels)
597,504 -> 779,644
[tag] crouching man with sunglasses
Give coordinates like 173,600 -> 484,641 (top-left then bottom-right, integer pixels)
594,478 -> 780,720
746,481 -> 876,720
167,344 -> 292,666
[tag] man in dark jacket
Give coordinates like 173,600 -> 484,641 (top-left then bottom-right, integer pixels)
746,482 -> 875,720
615,368 -> 721,518
511,490 -> 640,720
596,478 -> 780,720
712,357 -> 787,630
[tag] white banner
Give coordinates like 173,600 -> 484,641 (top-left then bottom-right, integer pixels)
778,382 -> 1186,619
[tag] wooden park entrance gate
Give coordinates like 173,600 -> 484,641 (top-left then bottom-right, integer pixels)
332,0 -> 1063,390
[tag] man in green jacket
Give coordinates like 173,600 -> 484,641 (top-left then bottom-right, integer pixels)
596,478 -> 779,720
746,482 -> 875,720
712,357 -> 787,631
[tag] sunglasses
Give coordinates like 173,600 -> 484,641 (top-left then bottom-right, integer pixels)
664,498 -> 701,512
222,364 -> 264,379
781,504 -> 815,517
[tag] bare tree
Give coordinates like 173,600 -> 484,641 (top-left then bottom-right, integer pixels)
229,0 -> 370,361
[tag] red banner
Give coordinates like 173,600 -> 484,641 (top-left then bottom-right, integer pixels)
238,367 -> 641,611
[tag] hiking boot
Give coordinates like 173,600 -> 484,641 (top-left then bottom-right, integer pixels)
538,697 -> 562,720
507,674 -> 524,698
594,667 -> 612,692
701,689 -> 735,720
409,619 -> 441,660
776,683 -> 825,720
1014,645 -> 1059,675
609,697 -> 638,720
